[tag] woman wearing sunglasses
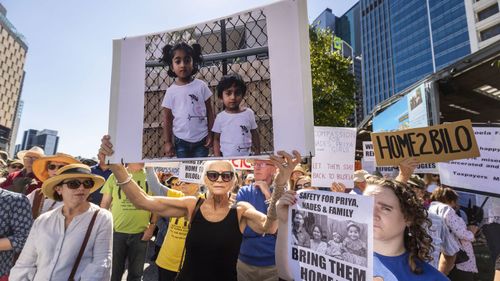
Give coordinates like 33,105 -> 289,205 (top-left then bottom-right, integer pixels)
293,175 -> 315,191
10,163 -> 113,281
27,153 -> 80,219
99,135 -> 300,281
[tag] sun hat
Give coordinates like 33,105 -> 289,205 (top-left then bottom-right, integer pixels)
407,174 -> 426,190
41,163 -> 105,200
0,150 -> 8,161
17,146 -> 45,160
33,153 -> 80,182
8,159 -> 24,167
292,164 -> 307,175
165,175 -> 179,186
353,170 -> 369,183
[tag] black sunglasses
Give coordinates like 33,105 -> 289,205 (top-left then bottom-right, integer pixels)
48,164 -> 66,171
11,164 -> 23,169
206,171 -> 234,182
62,179 -> 94,189
295,182 -> 311,190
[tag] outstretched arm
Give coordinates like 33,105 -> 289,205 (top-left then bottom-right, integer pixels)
99,135 -> 196,218
146,167 -> 169,196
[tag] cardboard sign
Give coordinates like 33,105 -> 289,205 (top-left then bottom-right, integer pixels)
362,141 -> 375,161
438,127 -> 500,195
179,161 -> 205,184
231,159 -> 253,170
371,120 -> 479,166
288,190 -> 373,281
312,127 -> 356,188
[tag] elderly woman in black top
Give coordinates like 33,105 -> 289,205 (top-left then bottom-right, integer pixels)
99,135 -> 300,281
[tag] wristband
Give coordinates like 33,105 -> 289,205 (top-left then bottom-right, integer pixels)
116,174 -> 132,186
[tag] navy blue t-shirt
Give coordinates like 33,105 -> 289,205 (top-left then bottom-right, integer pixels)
374,252 -> 449,281
236,184 -> 276,266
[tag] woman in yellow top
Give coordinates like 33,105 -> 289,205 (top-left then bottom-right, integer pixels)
146,167 -> 202,281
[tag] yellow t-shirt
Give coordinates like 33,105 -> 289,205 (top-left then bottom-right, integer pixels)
156,188 -> 188,271
101,169 -> 152,234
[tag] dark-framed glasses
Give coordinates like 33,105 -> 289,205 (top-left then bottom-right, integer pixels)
62,179 -> 94,189
295,182 -> 311,190
206,171 -> 234,182
48,164 -> 66,171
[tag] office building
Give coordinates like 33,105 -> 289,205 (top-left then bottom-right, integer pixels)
19,129 -> 59,155
0,4 -> 28,152
464,0 -> 500,52
361,0 -> 472,116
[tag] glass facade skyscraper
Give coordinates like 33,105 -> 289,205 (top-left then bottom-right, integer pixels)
361,0 -> 471,116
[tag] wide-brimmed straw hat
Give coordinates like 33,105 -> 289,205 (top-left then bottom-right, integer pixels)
407,174 -> 426,190
353,170 -> 369,183
42,164 -> 105,200
0,150 -> 8,161
33,153 -> 80,182
17,146 -> 45,160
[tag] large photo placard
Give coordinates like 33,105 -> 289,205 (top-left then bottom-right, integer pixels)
107,0 -> 314,163
371,120 -> 480,166
288,190 -> 373,281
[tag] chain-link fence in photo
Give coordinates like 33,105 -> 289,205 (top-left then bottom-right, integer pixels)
143,10 -> 273,160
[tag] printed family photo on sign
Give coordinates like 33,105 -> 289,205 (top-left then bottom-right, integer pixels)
107,0 -> 314,164
291,209 -> 368,267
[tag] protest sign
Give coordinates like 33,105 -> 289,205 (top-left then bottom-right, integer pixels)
289,190 -> 373,281
107,0 -> 314,163
179,161 -> 204,184
312,127 -> 356,188
362,141 -> 374,161
438,127 -> 500,195
371,120 -> 479,166
231,159 -> 253,170
362,142 -> 438,175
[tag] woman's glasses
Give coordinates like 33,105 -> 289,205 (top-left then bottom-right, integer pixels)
10,164 -> 23,169
295,182 -> 311,190
48,164 -> 66,171
206,171 -> 234,182
62,179 -> 94,189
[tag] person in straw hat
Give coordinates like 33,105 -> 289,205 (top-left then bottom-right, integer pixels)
10,164 -> 113,281
28,153 -> 80,219
0,146 -> 45,194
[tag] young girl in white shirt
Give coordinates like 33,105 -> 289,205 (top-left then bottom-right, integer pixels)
161,42 -> 214,158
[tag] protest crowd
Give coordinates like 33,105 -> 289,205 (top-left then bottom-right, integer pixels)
0,141 -> 499,281
0,19 -> 498,281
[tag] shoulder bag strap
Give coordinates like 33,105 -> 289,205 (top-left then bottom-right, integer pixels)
31,189 -> 44,219
68,209 -> 100,281
177,197 -> 205,273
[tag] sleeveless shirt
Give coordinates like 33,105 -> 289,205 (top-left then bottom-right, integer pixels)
176,206 -> 242,281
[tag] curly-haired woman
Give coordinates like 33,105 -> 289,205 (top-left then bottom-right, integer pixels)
364,179 -> 448,281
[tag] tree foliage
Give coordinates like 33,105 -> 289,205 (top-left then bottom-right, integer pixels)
309,26 -> 356,127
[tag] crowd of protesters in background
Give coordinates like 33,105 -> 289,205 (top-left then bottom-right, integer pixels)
1,144 -> 499,281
